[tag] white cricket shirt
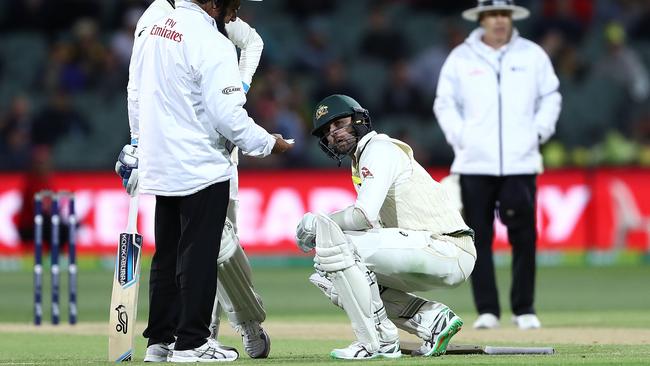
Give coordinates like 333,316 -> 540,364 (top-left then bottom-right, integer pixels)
351,132 -> 473,249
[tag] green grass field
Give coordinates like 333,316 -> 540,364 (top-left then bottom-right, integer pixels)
1,258 -> 649,365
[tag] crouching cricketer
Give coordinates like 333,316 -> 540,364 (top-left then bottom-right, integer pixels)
296,94 -> 477,359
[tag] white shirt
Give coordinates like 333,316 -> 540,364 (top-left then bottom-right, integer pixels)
434,28 -> 562,176
127,0 -> 175,142
351,132 -> 471,232
127,0 -> 264,142
135,1 -> 275,196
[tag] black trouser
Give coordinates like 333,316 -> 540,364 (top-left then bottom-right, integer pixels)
460,174 -> 537,318
143,181 -> 229,350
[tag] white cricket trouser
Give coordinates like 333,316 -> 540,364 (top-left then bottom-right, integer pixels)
345,228 -> 475,293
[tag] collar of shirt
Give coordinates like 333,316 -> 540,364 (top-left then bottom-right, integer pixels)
353,130 -> 377,162
468,27 -> 520,56
175,0 -> 216,28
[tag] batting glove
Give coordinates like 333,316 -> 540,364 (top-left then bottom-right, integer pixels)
296,212 -> 317,252
115,144 -> 139,196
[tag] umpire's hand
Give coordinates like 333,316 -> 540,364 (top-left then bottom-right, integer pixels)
271,134 -> 294,154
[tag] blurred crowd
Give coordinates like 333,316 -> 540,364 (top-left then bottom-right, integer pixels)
1,0 -> 650,172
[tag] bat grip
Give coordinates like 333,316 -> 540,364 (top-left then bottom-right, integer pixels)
126,194 -> 139,234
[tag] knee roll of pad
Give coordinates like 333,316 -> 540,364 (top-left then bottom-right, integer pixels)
218,218 -> 238,264
313,214 -> 358,273
314,244 -> 356,272
217,245 -> 266,324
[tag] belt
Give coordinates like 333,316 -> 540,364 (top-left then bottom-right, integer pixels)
443,228 -> 475,242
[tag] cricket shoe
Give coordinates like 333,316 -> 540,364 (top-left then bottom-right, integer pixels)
234,320 -> 271,358
144,342 -> 174,362
169,338 -> 238,362
512,314 -> 541,330
413,307 -> 464,357
473,313 -> 500,329
330,340 -> 402,360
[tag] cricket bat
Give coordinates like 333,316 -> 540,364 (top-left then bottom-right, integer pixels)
108,194 -> 143,362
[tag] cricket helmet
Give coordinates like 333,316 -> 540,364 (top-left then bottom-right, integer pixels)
311,94 -> 373,165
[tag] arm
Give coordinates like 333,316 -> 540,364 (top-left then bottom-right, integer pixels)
534,51 -> 562,143
200,40 -> 276,156
119,24 -> 148,195
433,53 -> 465,148
333,141 -> 404,230
126,56 -> 140,144
126,0 -> 175,143
225,18 -> 264,91
126,31 -> 145,144
296,143 -> 403,249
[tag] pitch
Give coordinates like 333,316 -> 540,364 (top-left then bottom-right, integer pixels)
0,261 -> 648,364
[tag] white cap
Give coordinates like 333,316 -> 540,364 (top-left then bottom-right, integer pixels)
462,0 -> 529,22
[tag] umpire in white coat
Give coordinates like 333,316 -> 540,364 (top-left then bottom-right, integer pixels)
117,0 -> 274,361
434,0 -> 561,330
124,0 -> 292,362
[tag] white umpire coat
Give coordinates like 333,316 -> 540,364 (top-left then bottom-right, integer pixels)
127,0 -> 264,143
434,28 -> 562,176
133,1 -> 275,196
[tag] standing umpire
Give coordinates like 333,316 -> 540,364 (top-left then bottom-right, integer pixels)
434,0 -> 561,330
118,0 -> 293,361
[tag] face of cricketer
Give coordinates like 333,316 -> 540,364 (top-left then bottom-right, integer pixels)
207,0 -> 240,24
480,10 -> 513,48
325,116 -> 357,155
222,0 -> 241,23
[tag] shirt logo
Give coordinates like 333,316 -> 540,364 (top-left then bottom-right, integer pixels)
315,105 -> 328,120
222,86 -> 242,95
150,18 -> 183,42
361,167 -> 373,179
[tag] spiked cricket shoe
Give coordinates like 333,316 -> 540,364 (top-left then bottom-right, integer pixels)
144,342 -> 174,362
330,340 -> 402,360
169,338 -> 238,362
419,307 -> 464,357
473,313 -> 500,329
513,314 -> 541,330
235,320 -> 271,358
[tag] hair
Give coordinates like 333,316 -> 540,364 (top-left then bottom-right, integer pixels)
478,9 -> 513,22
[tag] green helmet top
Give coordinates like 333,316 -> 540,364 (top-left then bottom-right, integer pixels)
311,94 -> 366,137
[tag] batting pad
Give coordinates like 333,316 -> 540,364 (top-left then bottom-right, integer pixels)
217,218 -> 238,264
314,214 -> 381,352
217,246 -> 265,324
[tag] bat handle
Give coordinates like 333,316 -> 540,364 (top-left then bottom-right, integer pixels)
126,194 -> 139,234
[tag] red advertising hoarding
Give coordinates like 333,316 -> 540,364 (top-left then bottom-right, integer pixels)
0,169 -> 648,255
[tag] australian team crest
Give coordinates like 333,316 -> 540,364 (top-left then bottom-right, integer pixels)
316,104 -> 329,120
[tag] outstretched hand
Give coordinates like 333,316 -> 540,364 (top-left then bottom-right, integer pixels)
271,134 -> 295,154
